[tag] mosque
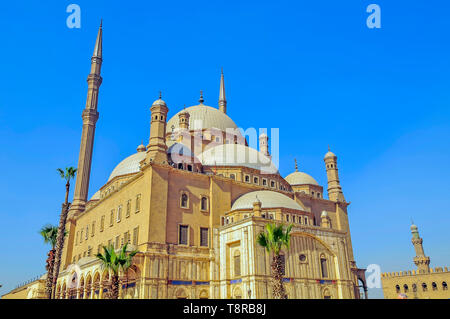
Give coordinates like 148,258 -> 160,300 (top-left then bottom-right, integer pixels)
2,23 -> 367,299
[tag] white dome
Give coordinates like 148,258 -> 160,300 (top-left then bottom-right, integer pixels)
284,171 -> 319,186
107,151 -> 146,182
231,190 -> 304,211
167,104 -> 239,133
198,144 -> 278,174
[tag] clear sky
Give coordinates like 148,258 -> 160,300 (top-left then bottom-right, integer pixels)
0,1 -> 449,299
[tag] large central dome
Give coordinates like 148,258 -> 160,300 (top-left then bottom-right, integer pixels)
166,104 -> 239,133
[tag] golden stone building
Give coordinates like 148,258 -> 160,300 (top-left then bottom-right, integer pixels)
381,224 -> 450,299
2,24 -> 367,299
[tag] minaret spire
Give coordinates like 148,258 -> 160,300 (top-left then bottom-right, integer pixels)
71,21 -> 103,214
295,158 -> 298,172
218,68 -> 227,113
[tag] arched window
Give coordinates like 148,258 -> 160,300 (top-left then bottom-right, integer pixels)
443,282 -> 448,290
412,284 -> 417,292
181,193 -> 188,208
395,285 -> 400,293
178,163 -> 183,170
234,250 -> 241,277
422,283 -> 427,291
187,165 -> 192,172
403,284 -> 408,293
432,282 -> 437,291
230,174 -> 235,180
245,175 -> 250,183
201,196 -> 208,211
320,255 -> 328,278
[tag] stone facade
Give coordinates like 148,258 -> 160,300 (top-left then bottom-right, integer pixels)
2,25 -> 366,300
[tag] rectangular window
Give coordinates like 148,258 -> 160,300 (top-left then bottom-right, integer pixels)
110,210 -> 114,226
320,258 -> 328,278
124,231 -> 130,244
97,244 -> 102,254
76,231 -> 79,245
135,194 -> 141,213
200,228 -> 209,247
115,236 -> 120,249
126,200 -> 131,218
133,227 -> 139,245
85,225 -> 89,240
234,254 -> 241,277
108,239 -> 112,248
262,178 -> 267,186
91,221 -> 95,237
100,216 -> 105,232
286,215 -> 290,222
117,205 -> 122,222
179,225 -> 188,245
80,230 -> 83,243
304,217 -> 308,225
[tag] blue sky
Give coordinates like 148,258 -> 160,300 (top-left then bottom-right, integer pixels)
0,1 -> 449,298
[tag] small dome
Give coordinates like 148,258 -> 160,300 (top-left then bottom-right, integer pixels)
284,171 -> 319,186
198,144 -> 278,174
411,224 -> 418,231
231,190 -> 304,211
108,151 -> 146,182
152,98 -> 166,107
137,143 -> 146,152
324,150 -> 336,159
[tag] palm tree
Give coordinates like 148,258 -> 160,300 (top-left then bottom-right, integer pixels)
257,222 -> 293,299
51,167 -> 77,298
40,224 -> 58,299
96,243 -> 138,299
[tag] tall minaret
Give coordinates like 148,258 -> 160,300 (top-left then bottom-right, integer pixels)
70,22 -> 103,214
218,69 -> 227,113
411,223 -> 430,273
324,146 -> 345,202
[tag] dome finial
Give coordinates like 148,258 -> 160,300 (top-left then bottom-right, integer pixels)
159,91 -> 162,99
328,144 -> 330,152
199,90 -> 204,104
294,158 -> 298,172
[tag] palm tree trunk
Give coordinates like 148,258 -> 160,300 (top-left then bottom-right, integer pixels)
51,181 -> 70,298
111,275 -> 119,299
45,249 -> 55,299
271,255 -> 287,299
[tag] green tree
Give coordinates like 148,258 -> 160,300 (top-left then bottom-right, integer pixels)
96,243 -> 138,299
51,167 -> 77,298
257,222 -> 293,299
39,224 -> 58,299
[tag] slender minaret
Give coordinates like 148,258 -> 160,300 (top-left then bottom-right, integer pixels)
324,146 -> 345,202
70,22 -> 103,214
411,223 -> 430,273
259,133 -> 269,157
218,69 -> 227,113
146,92 -> 169,165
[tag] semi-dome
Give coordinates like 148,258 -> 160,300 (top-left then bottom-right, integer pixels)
198,144 -> 278,174
167,104 -> 239,133
107,151 -> 146,182
231,190 -> 304,211
284,171 -> 319,186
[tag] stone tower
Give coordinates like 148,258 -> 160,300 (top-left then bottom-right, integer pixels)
411,223 -> 430,273
324,146 -> 345,202
146,93 -> 169,165
218,69 -> 227,113
178,109 -> 190,130
70,22 -> 103,215
259,133 -> 269,157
